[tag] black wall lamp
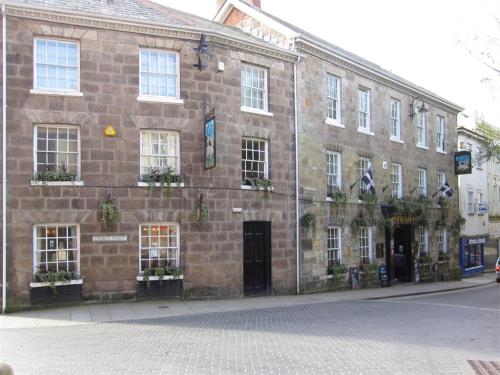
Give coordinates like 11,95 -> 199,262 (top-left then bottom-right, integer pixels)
409,96 -> 429,119
193,33 -> 210,71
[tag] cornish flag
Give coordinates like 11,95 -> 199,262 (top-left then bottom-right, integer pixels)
439,181 -> 454,197
361,167 -> 376,194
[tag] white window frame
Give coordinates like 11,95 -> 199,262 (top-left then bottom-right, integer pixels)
477,191 -> 484,214
359,226 -> 372,264
326,74 -> 341,124
139,130 -> 180,178
416,112 -> 427,148
359,157 -> 371,194
390,99 -> 401,141
327,226 -> 342,266
436,115 -> 445,152
138,223 -> 180,272
241,137 -> 269,183
418,227 -> 428,256
33,224 -> 80,275
358,88 -> 371,133
391,163 -> 403,198
32,38 -> 81,96
138,48 -> 182,103
438,229 -> 447,254
33,124 -> 81,180
326,151 -> 341,192
241,64 -> 269,114
417,168 -> 427,197
467,190 -> 475,215
437,171 -> 446,197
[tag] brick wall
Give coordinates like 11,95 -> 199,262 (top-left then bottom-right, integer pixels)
4,17 -> 297,306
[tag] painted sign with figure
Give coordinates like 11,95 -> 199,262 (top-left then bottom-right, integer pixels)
454,151 -> 472,175
204,110 -> 216,169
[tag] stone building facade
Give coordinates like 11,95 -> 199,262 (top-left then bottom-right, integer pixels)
216,0 -> 464,290
0,0 -> 298,309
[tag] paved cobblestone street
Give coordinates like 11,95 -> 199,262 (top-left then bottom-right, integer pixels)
1,285 -> 499,375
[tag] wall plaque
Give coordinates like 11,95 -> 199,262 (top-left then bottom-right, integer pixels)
92,235 -> 128,243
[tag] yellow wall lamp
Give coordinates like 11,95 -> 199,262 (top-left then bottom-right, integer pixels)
104,125 -> 117,137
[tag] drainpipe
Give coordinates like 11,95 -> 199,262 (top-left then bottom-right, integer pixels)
2,2 -> 7,314
293,54 -> 301,295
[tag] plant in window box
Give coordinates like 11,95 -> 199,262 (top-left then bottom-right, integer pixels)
30,269 -> 82,306
378,217 -> 393,235
327,263 -> 348,278
438,252 -> 450,262
141,166 -> 182,198
33,163 -> 77,183
419,255 -> 433,265
100,188 -> 119,231
243,177 -> 273,198
33,270 -> 78,296
327,187 -> 347,204
137,266 -> 183,299
451,216 -> 466,238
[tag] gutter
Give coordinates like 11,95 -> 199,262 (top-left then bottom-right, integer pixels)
2,1 -> 7,314
293,54 -> 301,295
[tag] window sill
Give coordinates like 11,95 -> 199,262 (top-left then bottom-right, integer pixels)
137,182 -> 184,188
136,275 -> 183,281
30,279 -> 83,288
137,96 -> 184,104
436,149 -> 447,155
30,89 -> 83,97
416,145 -> 429,150
357,128 -> 375,136
325,118 -> 345,128
389,137 -> 404,144
240,106 -> 273,117
241,184 -> 274,191
326,197 -> 333,202
31,180 -> 84,186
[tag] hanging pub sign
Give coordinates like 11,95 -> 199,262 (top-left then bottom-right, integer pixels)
454,151 -> 472,175
204,109 -> 216,169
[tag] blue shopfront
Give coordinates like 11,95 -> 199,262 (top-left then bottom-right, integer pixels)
459,236 -> 487,277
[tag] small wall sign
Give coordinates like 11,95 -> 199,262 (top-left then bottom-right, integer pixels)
204,109 -> 216,169
392,215 -> 416,225
454,151 -> 472,175
92,235 -> 128,243
467,237 -> 487,245
477,203 -> 488,215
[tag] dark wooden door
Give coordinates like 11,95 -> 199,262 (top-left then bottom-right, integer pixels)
393,225 -> 413,282
243,221 -> 271,296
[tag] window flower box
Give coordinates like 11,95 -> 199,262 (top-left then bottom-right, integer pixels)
30,278 -> 83,306
136,268 -> 183,299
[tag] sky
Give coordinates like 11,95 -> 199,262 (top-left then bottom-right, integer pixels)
154,0 -> 500,127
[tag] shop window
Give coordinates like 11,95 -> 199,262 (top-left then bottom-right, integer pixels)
34,225 -> 79,274
139,223 -> 179,271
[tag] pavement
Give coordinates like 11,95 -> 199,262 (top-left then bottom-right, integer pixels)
0,272 -> 496,330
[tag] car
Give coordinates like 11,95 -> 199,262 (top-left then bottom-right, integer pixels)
497,257 -> 500,283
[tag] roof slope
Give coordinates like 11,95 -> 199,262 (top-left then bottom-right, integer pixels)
217,0 -> 463,111
7,0 -> 296,59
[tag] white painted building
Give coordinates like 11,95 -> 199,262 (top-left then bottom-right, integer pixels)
457,115 -> 489,276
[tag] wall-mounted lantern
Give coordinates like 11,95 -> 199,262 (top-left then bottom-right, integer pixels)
409,96 -> 429,119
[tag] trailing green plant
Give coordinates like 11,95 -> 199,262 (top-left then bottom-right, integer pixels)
141,267 -> 183,289
451,215 -> 466,238
327,187 -> 347,204
438,252 -> 450,262
100,189 -> 119,230
362,263 -> 378,274
141,166 -> 181,198
327,263 -> 348,278
378,217 -> 393,235
359,191 -> 377,217
33,163 -> 77,183
192,193 -> 208,222
33,270 -> 78,296
419,255 -> 433,264
301,212 -> 316,234
243,177 -> 273,198
351,210 -> 370,233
